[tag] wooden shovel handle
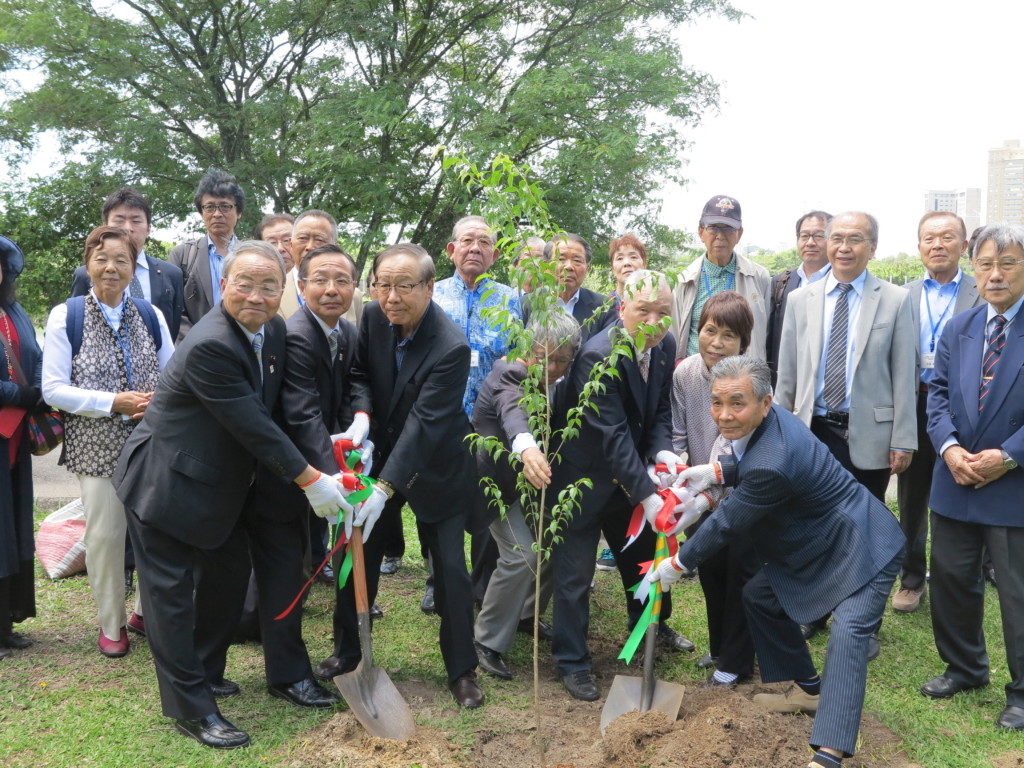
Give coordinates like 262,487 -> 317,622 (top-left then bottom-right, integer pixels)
350,527 -> 369,614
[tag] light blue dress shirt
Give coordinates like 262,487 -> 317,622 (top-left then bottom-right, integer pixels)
918,269 -> 963,384
208,235 -> 238,305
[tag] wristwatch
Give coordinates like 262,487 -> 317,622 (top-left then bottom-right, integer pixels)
375,478 -> 397,499
1001,450 -> 1018,470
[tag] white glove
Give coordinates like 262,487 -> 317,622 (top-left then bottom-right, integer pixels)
655,450 -> 685,487
640,492 -> 665,528
333,411 -> 370,449
667,490 -> 712,536
673,462 -> 723,493
357,439 -> 374,476
647,555 -> 687,592
353,485 -> 388,542
301,471 -> 351,519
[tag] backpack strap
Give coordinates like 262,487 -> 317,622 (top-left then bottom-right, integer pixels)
132,298 -> 163,352
65,296 -> 87,357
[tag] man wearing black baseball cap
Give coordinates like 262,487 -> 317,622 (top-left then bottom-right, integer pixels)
670,195 -> 770,360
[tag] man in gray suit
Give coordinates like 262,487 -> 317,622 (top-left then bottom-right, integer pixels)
892,212 -> 982,613
776,211 -> 917,650
653,356 -> 904,768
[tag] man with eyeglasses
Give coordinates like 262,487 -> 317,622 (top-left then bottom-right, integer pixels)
891,212 -> 982,615
169,169 -> 245,341
776,211 -> 917,661
920,224 -> 1024,732
766,211 -> 833,381
670,195 -> 770,360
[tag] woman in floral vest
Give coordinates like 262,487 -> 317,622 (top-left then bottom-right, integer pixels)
42,225 -> 174,657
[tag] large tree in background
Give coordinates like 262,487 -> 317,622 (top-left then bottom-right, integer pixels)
0,0 -> 738,274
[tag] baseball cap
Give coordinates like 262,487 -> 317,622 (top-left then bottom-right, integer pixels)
699,195 -> 742,229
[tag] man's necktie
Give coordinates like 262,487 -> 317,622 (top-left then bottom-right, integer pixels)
129,274 -> 144,300
328,329 -> 340,362
252,331 -> 264,383
823,283 -> 853,412
638,350 -> 651,382
979,314 -> 1007,411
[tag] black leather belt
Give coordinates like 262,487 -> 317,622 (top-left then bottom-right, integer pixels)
819,410 -> 849,427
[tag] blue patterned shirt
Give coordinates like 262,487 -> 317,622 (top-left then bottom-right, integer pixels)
687,254 -> 737,356
434,275 -> 522,417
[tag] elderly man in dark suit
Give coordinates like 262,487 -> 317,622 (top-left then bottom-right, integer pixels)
655,356 -> 904,768
550,269 -> 692,702
892,211 -> 982,613
920,223 -> 1024,731
71,187 -> 185,340
113,241 -> 350,749
313,242 -> 485,709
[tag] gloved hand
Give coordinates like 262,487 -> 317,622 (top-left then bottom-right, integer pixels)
300,471 -> 350,519
358,439 -> 374,476
352,484 -> 388,542
654,450 -> 685,486
332,411 -> 370,449
640,491 -> 665,528
673,462 -> 724,493
647,554 -> 688,592
667,490 -> 713,536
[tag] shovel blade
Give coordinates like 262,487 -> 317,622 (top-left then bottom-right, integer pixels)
599,674 -> 685,736
335,662 -> 416,741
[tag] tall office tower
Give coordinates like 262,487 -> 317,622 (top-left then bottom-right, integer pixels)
924,188 -> 982,235
988,140 -> 1024,227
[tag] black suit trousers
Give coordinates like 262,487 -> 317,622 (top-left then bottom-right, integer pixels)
697,532 -> 757,676
895,390 -> 934,589
810,419 -> 890,502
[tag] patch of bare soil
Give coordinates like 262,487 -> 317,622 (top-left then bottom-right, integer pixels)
282,679 -> 914,768
991,753 -> 1024,768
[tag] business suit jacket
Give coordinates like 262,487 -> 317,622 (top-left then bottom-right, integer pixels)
927,304 -> 1024,527
765,269 -> 801,377
168,235 -> 217,341
775,270 -> 918,469
350,300 -> 477,523
557,323 -> 675,511
71,255 -> 185,340
522,286 -> 616,344
112,304 -> 308,548
905,273 -> 981,377
680,405 -> 905,624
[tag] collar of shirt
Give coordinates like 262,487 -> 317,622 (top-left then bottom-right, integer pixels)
234,320 -> 264,347
209,234 -> 238,259
135,249 -> 149,274
797,262 -> 830,287
559,288 -> 582,315
824,267 -> 868,297
310,310 -> 341,340
702,254 -> 737,277
730,431 -> 754,462
923,267 -> 963,292
986,292 -> 1024,326
90,289 -> 127,330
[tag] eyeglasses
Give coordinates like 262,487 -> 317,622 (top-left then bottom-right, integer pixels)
828,234 -> 870,247
456,236 -> 495,249
292,233 -> 332,246
921,234 -> 962,246
370,280 -> 424,296
974,257 -> 1024,273
304,277 -> 354,289
798,232 -> 826,243
228,280 -> 284,298
201,203 -> 236,214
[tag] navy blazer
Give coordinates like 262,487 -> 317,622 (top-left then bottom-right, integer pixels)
71,255 -> 185,340
927,304 -> 1024,527
679,405 -> 905,624
556,323 -> 675,510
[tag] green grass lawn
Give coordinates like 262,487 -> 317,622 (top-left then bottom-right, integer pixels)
0,507 -> 1019,767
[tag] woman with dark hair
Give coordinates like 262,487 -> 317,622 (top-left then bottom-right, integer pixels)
0,236 -> 44,659
670,290 -> 758,687
42,225 -> 174,658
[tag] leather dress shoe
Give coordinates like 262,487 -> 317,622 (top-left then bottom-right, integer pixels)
449,674 -> 485,708
380,556 -> 402,575
268,677 -> 340,708
370,603 -> 384,620
696,653 -> 719,669
174,713 -> 250,749
800,618 -> 828,640
98,628 -> 130,658
315,564 -> 335,585
561,669 -> 600,701
0,646 -> 11,660
127,612 -> 146,636
517,618 -> 553,642
997,704 -> 1024,730
984,566 -> 997,586
420,584 -> 436,615
314,655 -> 359,681
920,674 -> 988,699
866,634 -> 881,662
2,631 -> 32,649
209,678 -> 240,698
657,624 -> 695,652
474,641 -> 512,680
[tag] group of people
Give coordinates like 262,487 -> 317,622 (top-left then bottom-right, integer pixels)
0,171 -> 1020,768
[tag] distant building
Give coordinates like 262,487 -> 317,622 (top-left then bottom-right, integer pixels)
925,188 -> 981,235
988,140 -> 1024,227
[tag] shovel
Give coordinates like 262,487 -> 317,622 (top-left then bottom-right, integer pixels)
334,527 -> 416,740
600,578 -> 685,735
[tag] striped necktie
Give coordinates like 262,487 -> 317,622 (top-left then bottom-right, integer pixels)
979,314 -> 1007,411
823,283 -> 853,411
328,329 -> 340,362
252,331 -> 264,384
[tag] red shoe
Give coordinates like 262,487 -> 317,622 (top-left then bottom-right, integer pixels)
127,613 -> 146,636
98,628 -> 130,658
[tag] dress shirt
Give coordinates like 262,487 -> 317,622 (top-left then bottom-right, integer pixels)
207,234 -> 238,305
796,262 -> 830,288
730,431 -> 754,463
688,254 -> 738,356
41,291 -> 175,417
918,269 -> 963,383
558,288 -> 581,316
813,269 -> 868,416
309,310 -> 341,342
133,249 -> 152,302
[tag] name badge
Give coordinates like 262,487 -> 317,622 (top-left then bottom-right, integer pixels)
470,349 -> 481,368
921,353 -> 935,369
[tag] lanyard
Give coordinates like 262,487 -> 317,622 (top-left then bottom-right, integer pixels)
702,267 -> 735,297
102,308 -> 135,388
923,280 -> 959,353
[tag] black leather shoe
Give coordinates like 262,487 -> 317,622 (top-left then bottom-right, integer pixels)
0,646 -> 11,660
268,677 -> 340,708
474,641 -> 512,680
2,631 -> 32,649
449,674 -> 485,708
380,556 -> 402,575
801,618 -> 828,640
209,678 -> 240,698
562,669 -> 599,701
315,565 -> 335,585
997,704 -> 1024,730
867,634 -> 881,662
174,713 -> 250,749
696,653 -> 719,669
313,655 -> 359,681
920,674 -> 988,699
420,584 -> 436,615
657,624 -> 695,652
517,618 -> 553,642
370,603 -> 384,620
984,566 -> 997,586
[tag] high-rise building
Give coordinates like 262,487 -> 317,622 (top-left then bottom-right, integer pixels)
988,140 -> 1024,227
924,187 -> 982,235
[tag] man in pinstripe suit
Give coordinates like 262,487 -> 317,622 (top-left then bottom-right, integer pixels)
651,356 -> 904,768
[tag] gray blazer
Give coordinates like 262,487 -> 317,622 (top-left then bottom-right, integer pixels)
168,235 -> 216,342
775,270 -> 917,470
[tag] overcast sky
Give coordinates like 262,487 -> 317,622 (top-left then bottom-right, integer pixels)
661,0 -> 1021,257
